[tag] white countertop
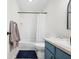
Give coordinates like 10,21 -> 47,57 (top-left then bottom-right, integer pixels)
44,37 -> 71,55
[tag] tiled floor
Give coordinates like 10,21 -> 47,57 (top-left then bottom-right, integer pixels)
36,50 -> 44,59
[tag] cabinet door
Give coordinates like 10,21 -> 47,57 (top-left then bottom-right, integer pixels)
56,48 -> 71,59
45,48 -> 54,59
45,41 -> 55,55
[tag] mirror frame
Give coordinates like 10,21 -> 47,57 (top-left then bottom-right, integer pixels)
67,0 -> 71,29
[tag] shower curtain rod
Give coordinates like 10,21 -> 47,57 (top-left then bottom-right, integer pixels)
17,12 -> 47,14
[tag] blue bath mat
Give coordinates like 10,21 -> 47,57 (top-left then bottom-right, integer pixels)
16,50 -> 38,59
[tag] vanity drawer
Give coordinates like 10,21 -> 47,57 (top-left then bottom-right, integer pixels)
45,41 -> 55,55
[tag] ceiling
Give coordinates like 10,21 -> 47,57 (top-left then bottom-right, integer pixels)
16,0 -> 49,11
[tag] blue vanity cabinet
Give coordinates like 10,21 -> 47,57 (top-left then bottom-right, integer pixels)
55,48 -> 71,59
45,41 -> 71,59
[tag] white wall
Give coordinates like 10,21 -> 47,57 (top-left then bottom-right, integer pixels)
7,0 -> 20,31
7,0 -> 20,58
45,0 -> 70,38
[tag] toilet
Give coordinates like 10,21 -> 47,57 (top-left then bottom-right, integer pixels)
35,42 -> 45,51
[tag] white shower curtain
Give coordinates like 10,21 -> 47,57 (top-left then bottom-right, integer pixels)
36,14 -> 46,43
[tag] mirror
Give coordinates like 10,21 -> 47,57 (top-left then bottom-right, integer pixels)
67,0 -> 71,30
